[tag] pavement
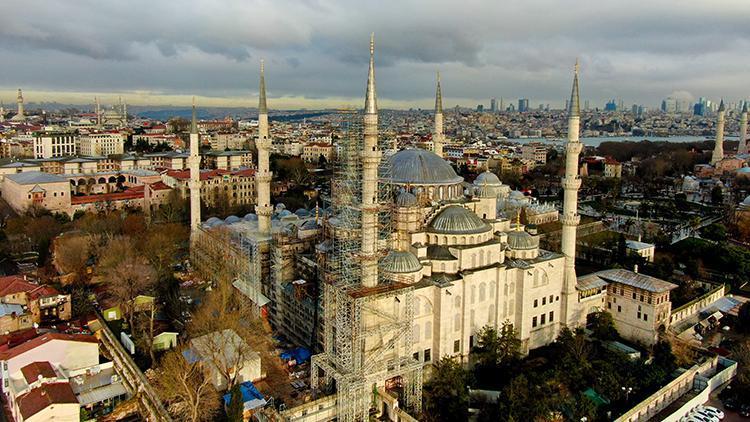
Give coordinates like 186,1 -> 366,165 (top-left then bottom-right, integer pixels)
704,383 -> 747,422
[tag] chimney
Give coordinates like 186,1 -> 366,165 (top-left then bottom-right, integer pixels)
634,264 -> 639,274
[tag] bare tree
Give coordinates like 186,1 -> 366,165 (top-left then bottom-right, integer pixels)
154,349 -> 220,422
54,234 -> 94,283
137,223 -> 188,279
134,302 -> 157,364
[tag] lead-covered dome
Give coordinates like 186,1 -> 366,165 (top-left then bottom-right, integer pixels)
381,250 -> 422,274
428,205 -> 490,234
507,230 -> 539,250
385,149 -> 463,185
474,170 -> 501,186
396,191 -> 418,207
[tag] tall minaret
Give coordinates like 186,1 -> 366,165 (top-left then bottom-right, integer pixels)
711,100 -> 726,165
739,102 -> 748,155
256,60 -> 273,237
560,60 -> 583,326
188,98 -> 202,233
11,89 -> 25,122
361,33 -> 382,289
433,72 -> 445,157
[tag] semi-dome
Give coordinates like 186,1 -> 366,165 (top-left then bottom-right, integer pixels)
224,215 -> 241,224
507,230 -> 539,250
380,250 -> 422,273
396,191 -> 418,207
244,213 -> 258,221
385,149 -> 463,185
509,190 -> 526,200
474,170 -> 502,186
429,205 -> 490,234
295,208 -> 310,217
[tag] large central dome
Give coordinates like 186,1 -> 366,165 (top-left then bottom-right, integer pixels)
385,149 -> 463,185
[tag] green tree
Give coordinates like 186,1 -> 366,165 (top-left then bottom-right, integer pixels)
701,223 -> 727,242
589,311 -> 618,340
652,340 -> 677,375
472,322 -> 522,388
423,357 -> 470,422
227,383 -> 244,422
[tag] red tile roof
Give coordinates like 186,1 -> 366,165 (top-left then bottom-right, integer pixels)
70,186 -> 145,205
148,181 -> 172,191
0,333 -> 98,360
165,168 -> 253,181
28,285 -> 61,300
21,361 -> 57,384
0,275 -> 38,297
17,382 -> 77,419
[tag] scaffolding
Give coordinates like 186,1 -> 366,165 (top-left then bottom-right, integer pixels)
310,110 -> 422,421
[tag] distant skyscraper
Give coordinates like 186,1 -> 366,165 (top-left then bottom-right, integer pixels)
490,98 -> 497,112
631,104 -> 639,116
693,102 -> 706,116
605,99 -> 617,111
518,98 -> 529,112
476,104 -> 484,112
500,97 -> 504,111
584,99 -> 590,111
661,97 -> 677,113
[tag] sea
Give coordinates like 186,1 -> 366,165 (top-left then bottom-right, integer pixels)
506,135 -> 734,148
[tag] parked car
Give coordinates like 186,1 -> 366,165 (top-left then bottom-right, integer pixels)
723,398 -> 738,411
740,404 -> 750,418
686,412 -> 718,422
694,405 -> 724,420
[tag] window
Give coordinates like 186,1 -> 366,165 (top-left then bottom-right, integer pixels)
469,335 -> 475,349
479,283 -> 486,302
454,340 -> 460,353
413,324 -> 420,343
534,299 -> 538,308
425,322 -> 432,340
542,297 -> 546,306
541,314 -> 546,324
617,305 -> 622,312
632,292 -> 637,299
532,316 -> 538,327
644,314 -> 648,321
424,349 -> 431,362
607,302 -> 611,309
413,352 -> 419,361
549,295 -> 554,303
549,311 -> 554,322
556,296 -> 559,301
640,294 -> 644,302
454,314 -> 461,332
471,286 -> 476,304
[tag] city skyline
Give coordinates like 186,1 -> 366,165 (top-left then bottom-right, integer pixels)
2,0 -> 750,109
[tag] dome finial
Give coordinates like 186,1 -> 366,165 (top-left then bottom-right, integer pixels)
190,96 -> 197,134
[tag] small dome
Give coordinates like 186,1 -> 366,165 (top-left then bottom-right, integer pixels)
295,208 -> 310,217
244,213 -> 258,221
742,195 -> 750,206
275,203 -> 286,212
380,250 -> 422,274
278,209 -> 293,218
396,191 -> 418,207
476,184 -> 495,198
385,149 -> 463,185
474,171 -> 502,186
507,230 -> 539,250
205,217 -> 222,225
509,190 -> 526,200
429,205 -> 490,234
225,215 -> 241,224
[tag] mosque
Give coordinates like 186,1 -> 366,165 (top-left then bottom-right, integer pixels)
189,38 -> 676,421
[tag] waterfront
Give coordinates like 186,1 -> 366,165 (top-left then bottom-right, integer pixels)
507,135 -> 733,147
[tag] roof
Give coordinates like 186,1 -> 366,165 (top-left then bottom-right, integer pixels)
385,148 -> 463,185
4,171 -> 67,185
426,245 -> 457,260
576,273 -> 609,291
0,333 -> 98,360
16,382 -> 78,419
186,329 -> 258,366
428,205 -> 491,235
507,230 -> 539,250
380,250 -> 422,274
595,268 -> 677,293
625,240 -> 654,251
474,170 -> 502,186
0,275 -> 38,296
21,361 -> 57,384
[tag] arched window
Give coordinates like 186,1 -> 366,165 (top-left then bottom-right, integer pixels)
413,324 -> 420,343
454,314 -> 461,332
504,284 -> 508,295
479,283 -> 486,302
488,304 -> 495,325
424,321 -> 432,340
470,286 -> 476,304
479,249 -> 485,266
414,297 -> 420,316
424,301 -> 431,315
489,282 -> 495,299
454,295 -> 461,309
471,254 -> 476,267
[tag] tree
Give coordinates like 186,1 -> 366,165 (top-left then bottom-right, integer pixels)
227,383 -> 244,422
137,223 -> 188,280
702,223 -> 728,242
652,340 -> 677,375
159,190 -> 188,223
154,349 -> 220,422
737,302 -> 750,333
134,301 -> 158,365
422,357 -> 470,422
711,186 -> 724,204
589,311 -> 618,340
54,234 -> 94,284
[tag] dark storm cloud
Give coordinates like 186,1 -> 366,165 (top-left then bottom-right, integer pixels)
1,0 -> 749,107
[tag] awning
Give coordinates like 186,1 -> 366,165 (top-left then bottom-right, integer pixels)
77,383 -> 129,406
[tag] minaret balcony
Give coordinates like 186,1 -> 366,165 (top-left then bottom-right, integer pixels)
565,142 -> 583,155
560,214 -> 580,226
561,176 -> 582,190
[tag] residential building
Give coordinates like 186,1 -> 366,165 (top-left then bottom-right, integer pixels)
78,132 -> 125,156
162,168 -> 256,208
203,150 -> 254,170
302,143 -> 334,163
521,142 -> 547,164
604,157 -> 622,178
0,275 -> 71,325
209,132 -> 248,150
625,240 -> 656,263
33,132 -> 78,159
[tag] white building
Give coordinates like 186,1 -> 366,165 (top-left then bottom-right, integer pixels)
33,132 -> 78,159
79,132 -> 126,156
521,142 -> 547,164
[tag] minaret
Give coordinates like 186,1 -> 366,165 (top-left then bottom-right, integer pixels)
433,72 -> 445,157
361,33 -> 382,289
711,100 -> 726,165
188,98 -> 202,233
256,60 -> 273,237
11,89 -> 25,122
739,102 -> 748,155
95,97 -> 102,127
560,60 -> 583,326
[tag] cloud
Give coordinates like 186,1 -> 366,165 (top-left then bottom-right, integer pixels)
1,0 -> 750,108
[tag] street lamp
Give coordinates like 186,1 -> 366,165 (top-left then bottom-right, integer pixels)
622,386 -> 633,402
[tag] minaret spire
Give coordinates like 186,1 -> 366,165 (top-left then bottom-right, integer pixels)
364,33 -> 377,115
256,59 -> 273,237
188,96 -> 202,233
711,99 -> 726,164
433,71 -> 445,157
560,59 -> 584,327
95,97 -> 102,127
11,89 -> 25,122
740,102 -> 749,155
360,33 -> 382,288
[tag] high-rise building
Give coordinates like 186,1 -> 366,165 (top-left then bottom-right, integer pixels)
518,98 -> 529,112
605,99 -> 617,111
661,97 -> 677,113
490,98 -> 497,113
476,104 -> 484,112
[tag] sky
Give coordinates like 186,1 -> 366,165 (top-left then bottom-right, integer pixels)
1,0 -> 749,110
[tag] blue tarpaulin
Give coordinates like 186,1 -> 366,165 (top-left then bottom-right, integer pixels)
223,381 -> 267,411
280,347 -> 312,364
